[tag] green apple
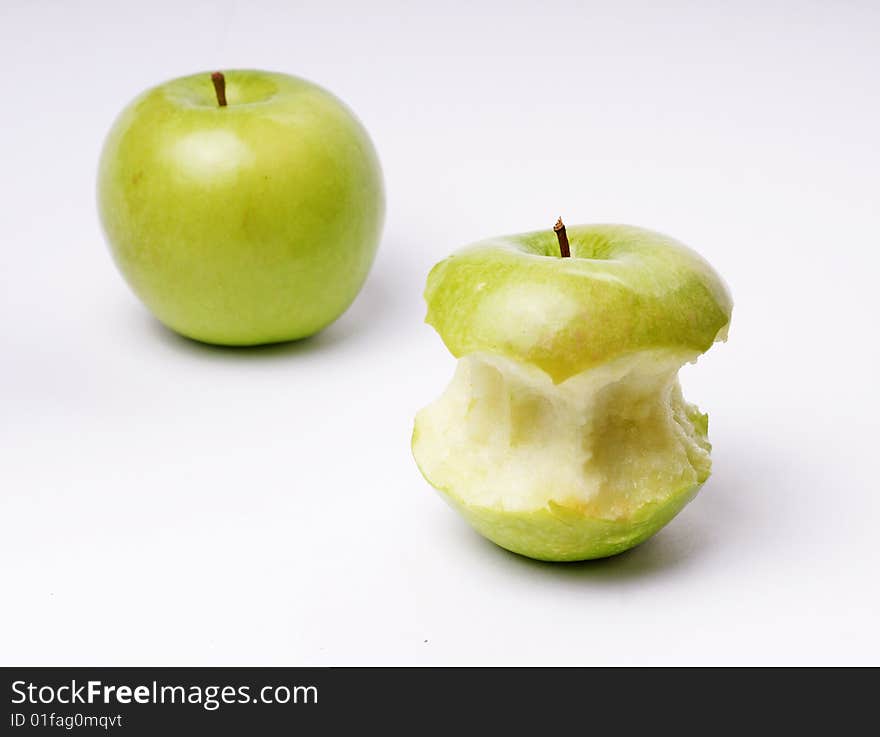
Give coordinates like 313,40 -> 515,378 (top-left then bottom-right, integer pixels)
98,70 -> 384,344
412,222 -> 732,562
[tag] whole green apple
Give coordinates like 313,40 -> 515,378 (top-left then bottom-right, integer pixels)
98,70 -> 384,344
412,221 -> 732,562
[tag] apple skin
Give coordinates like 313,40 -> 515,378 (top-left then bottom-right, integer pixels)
433,476 -> 702,562
98,70 -> 384,345
413,225 -> 731,561
424,225 -> 731,383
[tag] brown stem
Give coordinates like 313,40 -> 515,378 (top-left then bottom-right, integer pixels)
211,72 -> 227,107
554,217 -> 570,258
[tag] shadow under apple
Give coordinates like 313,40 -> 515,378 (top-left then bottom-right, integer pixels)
466,435 -> 771,582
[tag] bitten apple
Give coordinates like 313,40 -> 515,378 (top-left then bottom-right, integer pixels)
98,70 -> 384,345
412,221 -> 732,562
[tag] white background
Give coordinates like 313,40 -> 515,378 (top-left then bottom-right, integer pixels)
2,0 -> 878,665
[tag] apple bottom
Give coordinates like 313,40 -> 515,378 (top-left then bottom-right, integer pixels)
412,350 -> 712,562
440,483 -> 702,562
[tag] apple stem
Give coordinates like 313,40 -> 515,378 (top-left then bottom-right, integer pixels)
211,72 -> 228,107
554,217 -> 571,258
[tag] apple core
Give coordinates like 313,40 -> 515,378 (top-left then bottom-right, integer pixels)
413,222 -> 732,561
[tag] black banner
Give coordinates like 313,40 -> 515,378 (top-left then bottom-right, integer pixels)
1,666 -> 870,733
